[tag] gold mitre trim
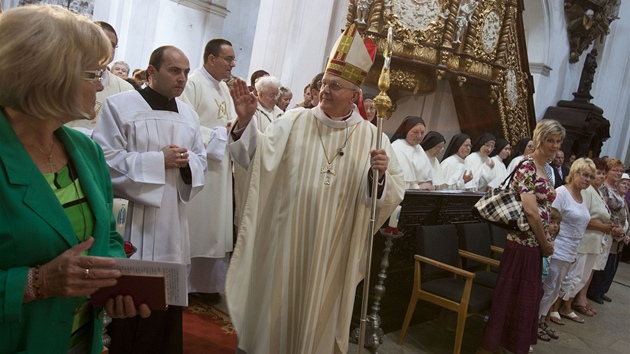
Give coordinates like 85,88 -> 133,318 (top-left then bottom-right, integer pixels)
325,24 -> 373,87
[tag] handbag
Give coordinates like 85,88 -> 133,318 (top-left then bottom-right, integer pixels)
472,160 -> 531,231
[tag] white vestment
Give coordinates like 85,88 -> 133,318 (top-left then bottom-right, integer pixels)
391,139 -> 433,189
226,106 -> 405,354
66,71 -> 134,135
464,151 -> 496,191
488,155 -> 508,188
254,101 -> 284,132
436,154 -> 469,190
180,67 -> 237,293
92,91 -> 206,264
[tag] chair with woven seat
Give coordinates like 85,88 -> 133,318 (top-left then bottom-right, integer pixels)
398,224 -> 494,354
456,223 -> 501,289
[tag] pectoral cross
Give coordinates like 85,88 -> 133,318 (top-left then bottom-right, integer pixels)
320,165 -> 336,186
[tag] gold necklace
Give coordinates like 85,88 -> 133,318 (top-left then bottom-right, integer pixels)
314,120 -> 358,186
37,139 -> 57,173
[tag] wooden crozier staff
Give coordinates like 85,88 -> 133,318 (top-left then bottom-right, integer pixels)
358,26 -> 394,354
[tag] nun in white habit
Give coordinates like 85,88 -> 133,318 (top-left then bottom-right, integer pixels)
464,132 -> 497,192
488,138 -> 511,188
420,131 -> 446,187
436,133 -> 473,190
390,116 -> 435,190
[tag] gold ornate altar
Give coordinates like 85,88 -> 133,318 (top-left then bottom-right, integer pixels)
347,0 -> 536,144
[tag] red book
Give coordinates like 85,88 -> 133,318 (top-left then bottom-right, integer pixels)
91,275 -> 167,311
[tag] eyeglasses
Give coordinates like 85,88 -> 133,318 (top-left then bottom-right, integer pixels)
579,172 -> 594,180
320,80 -> 355,92
111,42 -> 118,50
217,55 -> 236,64
83,69 -> 105,82
611,169 -> 624,173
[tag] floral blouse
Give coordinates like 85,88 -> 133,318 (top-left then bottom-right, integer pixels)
600,183 -> 625,225
507,157 -> 556,247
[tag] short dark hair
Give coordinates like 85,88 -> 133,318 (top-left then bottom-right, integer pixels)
203,38 -> 232,63
94,21 -> 117,39
250,70 -> 269,88
149,45 -> 176,72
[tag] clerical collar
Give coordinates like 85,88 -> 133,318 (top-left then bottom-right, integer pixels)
313,105 -> 363,128
200,66 -> 221,90
139,86 -> 179,113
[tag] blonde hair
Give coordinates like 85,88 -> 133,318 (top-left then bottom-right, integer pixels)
0,5 -> 110,120
566,157 -> 596,184
532,119 -> 566,150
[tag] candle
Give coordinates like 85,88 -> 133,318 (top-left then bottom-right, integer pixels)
388,205 -> 402,228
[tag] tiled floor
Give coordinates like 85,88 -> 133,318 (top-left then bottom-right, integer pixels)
213,262 -> 630,354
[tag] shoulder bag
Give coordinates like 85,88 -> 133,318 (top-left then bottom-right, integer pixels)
472,159 -> 531,231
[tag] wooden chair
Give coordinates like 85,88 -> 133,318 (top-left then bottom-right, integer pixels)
456,223 -> 501,289
398,224 -> 494,354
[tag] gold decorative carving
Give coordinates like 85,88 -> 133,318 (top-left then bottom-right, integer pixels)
436,69 -> 446,81
456,75 -> 467,86
565,0 -> 620,63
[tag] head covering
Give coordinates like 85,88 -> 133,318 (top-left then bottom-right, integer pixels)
362,93 -> 375,101
489,138 -> 509,157
471,133 -> 497,152
357,92 -> 376,120
442,133 -> 470,162
390,116 -> 425,143
421,131 -> 446,151
621,173 -> 630,181
325,23 -> 375,87
511,138 -> 532,158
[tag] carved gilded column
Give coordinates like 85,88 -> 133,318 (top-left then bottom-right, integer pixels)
442,0 -> 459,47
495,3 -> 515,66
463,5 -> 480,54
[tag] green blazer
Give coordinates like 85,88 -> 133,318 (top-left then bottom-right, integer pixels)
0,110 -> 125,354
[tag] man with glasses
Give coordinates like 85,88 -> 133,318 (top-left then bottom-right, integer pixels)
93,45 -> 206,354
253,75 -> 284,132
179,38 -> 238,303
225,24 -> 405,353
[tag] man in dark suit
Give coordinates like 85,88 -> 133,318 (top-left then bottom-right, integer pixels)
552,150 -> 570,188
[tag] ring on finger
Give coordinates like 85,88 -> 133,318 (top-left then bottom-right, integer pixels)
179,152 -> 184,159
84,268 -> 90,279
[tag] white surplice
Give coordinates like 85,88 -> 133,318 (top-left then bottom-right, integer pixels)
464,151 -> 496,191
226,105 -> 405,354
506,155 -> 525,175
427,154 -> 443,186
92,91 -> 206,264
436,154 -> 469,190
391,139 -> 433,189
180,67 -> 237,292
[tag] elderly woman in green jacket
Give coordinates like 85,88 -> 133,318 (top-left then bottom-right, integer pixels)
0,5 -> 149,354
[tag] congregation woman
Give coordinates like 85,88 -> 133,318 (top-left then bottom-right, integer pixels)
479,119 -> 564,354
0,5 -> 149,354
488,138 -> 511,188
553,158 -> 612,322
537,158 -> 594,338
390,116 -> 434,190
420,131 -> 446,188
506,137 -> 535,174
464,133 -> 497,191
436,133 -> 473,190
588,158 -> 627,303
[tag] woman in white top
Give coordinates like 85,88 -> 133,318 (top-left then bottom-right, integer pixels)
436,133 -> 473,190
506,138 -> 534,174
554,158 -> 612,323
420,131 -> 446,187
464,133 -> 496,192
538,158 -> 594,335
488,138 -> 511,188
390,116 -> 434,190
